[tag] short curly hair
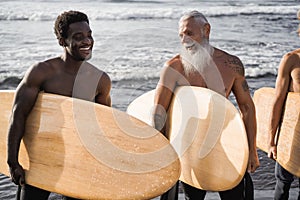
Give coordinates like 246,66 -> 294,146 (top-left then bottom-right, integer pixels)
54,10 -> 89,43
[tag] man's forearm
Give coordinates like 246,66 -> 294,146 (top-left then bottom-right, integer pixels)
240,103 -> 257,151
7,119 -> 25,167
153,113 -> 167,136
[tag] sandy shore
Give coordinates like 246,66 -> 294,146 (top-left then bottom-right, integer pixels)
151,189 -> 299,200
2,175 -> 299,200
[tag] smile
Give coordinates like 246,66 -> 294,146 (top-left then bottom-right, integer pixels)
79,47 -> 91,51
184,43 -> 195,50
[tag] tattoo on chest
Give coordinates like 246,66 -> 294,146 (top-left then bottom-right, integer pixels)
225,57 -> 244,76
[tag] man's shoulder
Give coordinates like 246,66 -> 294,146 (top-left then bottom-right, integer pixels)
215,48 -> 240,61
165,54 -> 182,68
290,48 -> 300,54
21,58 -> 61,85
284,49 -> 300,60
277,50 -> 300,75
215,48 -> 244,76
32,57 -> 60,70
84,62 -> 110,79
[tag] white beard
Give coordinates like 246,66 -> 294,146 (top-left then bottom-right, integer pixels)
180,39 -> 214,76
180,38 -> 226,96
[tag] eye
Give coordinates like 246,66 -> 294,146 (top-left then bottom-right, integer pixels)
186,31 -> 193,36
74,34 -> 84,41
88,33 -> 93,40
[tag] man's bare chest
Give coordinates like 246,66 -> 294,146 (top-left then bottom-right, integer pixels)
41,74 -> 76,97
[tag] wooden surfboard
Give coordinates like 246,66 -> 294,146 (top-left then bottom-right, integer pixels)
127,86 -> 249,191
253,87 -> 300,177
0,90 -> 180,200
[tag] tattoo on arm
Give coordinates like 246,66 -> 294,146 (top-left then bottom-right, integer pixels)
242,80 -> 249,92
226,57 -> 245,76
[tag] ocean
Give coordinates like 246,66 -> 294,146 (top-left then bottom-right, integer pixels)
0,0 -> 299,199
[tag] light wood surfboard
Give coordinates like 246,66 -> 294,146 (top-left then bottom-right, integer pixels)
253,87 -> 300,177
0,90 -> 180,200
127,86 -> 249,191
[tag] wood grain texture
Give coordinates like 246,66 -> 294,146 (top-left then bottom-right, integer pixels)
253,87 -> 300,177
127,86 -> 249,191
0,90 -> 180,200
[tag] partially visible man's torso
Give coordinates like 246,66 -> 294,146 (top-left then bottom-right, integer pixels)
176,48 -> 239,98
39,57 -> 101,101
289,49 -> 300,93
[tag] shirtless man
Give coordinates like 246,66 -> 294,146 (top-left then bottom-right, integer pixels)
153,10 -> 259,200
267,10 -> 300,200
7,10 -> 111,200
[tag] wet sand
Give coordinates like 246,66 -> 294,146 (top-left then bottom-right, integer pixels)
1,173 -> 298,199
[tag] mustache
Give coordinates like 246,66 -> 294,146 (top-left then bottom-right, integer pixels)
183,41 -> 196,49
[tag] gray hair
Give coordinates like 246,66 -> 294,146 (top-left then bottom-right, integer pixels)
297,9 -> 300,19
179,10 -> 209,26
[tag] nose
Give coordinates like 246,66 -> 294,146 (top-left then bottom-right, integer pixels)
83,36 -> 93,45
181,35 -> 192,44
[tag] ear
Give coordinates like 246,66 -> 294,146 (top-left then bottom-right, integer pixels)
203,23 -> 211,39
59,38 -> 67,47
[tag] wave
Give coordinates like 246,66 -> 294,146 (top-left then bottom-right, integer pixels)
245,71 -> 276,79
103,0 -> 167,3
0,69 -> 275,90
0,3 -> 298,21
104,65 -> 277,81
0,77 -> 21,89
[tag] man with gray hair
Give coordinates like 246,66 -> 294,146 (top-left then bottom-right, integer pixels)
153,10 -> 259,200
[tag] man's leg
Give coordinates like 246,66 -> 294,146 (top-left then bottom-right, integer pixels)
219,178 -> 245,200
274,162 -> 294,200
298,178 -> 300,200
181,181 -> 206,200
18,184 -> 50,200
160,181 -> 179,200
218,172 -> 254,200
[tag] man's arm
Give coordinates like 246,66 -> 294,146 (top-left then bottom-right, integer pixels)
268,53 -> 294,159
153,59 -> 182,136
231,57 -> 260,173
7,64 -> 45,185
95,72 -> 112,107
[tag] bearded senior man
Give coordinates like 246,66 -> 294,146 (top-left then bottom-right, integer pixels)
153,10 -> 260,200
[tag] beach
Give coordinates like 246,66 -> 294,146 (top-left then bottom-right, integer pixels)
0,0 -> 300,199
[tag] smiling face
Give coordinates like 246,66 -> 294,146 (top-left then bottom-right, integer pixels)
179,18 -> 203,50
178,17 -> 210,53
64,21 -> 94,61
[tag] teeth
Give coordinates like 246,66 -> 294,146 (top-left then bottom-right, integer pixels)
80,47 -> 90,50
184,43 -> 194,49
186,45 -> 194,49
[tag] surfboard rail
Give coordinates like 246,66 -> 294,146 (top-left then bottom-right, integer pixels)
254,87 -> 300,177
127,86 -> 249,191
0,90 -> 180,199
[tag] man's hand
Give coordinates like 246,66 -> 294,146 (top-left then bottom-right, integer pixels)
248,150 -> 260,173
9,163 -> 25,186
268,145 -> 277,160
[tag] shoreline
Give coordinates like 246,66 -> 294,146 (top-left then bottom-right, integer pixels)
1,174 -> 298,200
152,188 -> 299,200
